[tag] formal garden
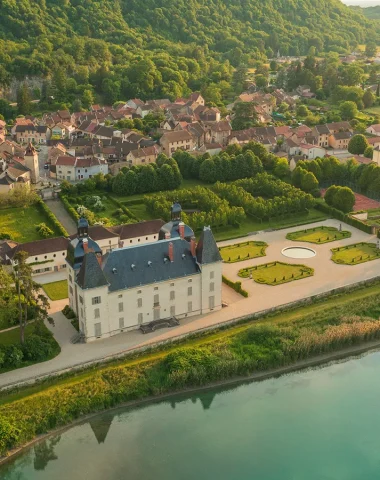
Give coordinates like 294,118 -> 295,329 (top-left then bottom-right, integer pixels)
0,190 -> 67,242
219,241 -> 268,263
238,261 -> 314,285
42,280 -> 68,301
286,226 -> 351,244
331,242 -> 380,265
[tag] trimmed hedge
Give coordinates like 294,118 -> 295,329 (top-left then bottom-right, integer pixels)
107,195 -> 139,222
59,194 -> 80,223
222,275 -> 249,297
35,199 -> 69,237
316,203 -> 373,234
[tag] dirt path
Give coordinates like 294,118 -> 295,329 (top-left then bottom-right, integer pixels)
45,199 -> 77,235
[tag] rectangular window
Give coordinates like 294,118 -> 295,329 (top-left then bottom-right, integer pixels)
188,287 -> 192,296
170,283 -> 174,286
118,294 -> 122,298
188,279 -> 192,283
154,294 -> 159,306
210,282 -> 214,292
94,322 -> 102,337
79,296 -> 83,304
154,286 -> 158,291
119,317 -> 124,329
170,305 -> 175,317
118,302 -> 124,312
69,274 -> 73,283
137,289 -> 142,293
170,291 -> 175,300
92,296 -> 101,305
188,301 -> 192,313
138,312 -> 143,324
210,271 -> 214,279
69,286 -> 73,295
94,308 -> 100,319
137,298 -> 142,308
80,308 -> 83,318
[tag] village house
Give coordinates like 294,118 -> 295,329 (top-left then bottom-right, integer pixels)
67,206 -> 222,342
160,130 -> 195,157
126,146 -> 159,166
366,124 -> 380,137
14,125 -> 50,144
311,125 -> 330,148
55,155 -> 108,181
328,131 -> 352,149
299,144 -> 326,160
205,120 -> 231,146
326,122 -> 352,134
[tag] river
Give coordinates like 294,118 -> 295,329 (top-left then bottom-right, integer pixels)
2,350 -> 380,480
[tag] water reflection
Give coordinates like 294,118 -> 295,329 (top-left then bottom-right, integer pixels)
33,436 -> 61,471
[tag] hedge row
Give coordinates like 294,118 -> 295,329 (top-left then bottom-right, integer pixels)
35,199 -> 69,237
107,196 -> 139,222
222,275 -> 249,297
59,194 -> 80,223
316,203 -> 373,234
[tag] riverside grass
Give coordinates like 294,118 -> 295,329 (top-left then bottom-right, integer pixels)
2,287 -> 380,455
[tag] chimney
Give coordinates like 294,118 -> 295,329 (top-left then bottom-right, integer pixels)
83,237 -> 89,253
178,222 -> 185,239
190,236 -> 196,257
168,242 -> 174,262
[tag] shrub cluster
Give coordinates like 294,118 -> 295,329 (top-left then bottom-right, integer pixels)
35,222 -> 54,238
145,186 -> 246,231
315,203 -> 373,234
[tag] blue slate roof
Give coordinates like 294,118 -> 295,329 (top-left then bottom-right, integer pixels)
67,237 -> 102,270
77,252 -> 109,290
101,237 -> 200,291
196,227 -> 222,265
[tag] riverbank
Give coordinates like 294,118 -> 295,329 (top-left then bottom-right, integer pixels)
2,284 -> 380,458
2,337 -> 380,466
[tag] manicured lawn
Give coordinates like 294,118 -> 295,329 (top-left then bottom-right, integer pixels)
286,226 -> 351,244
0,206 -> 60,242
238,261 -> 314,285
331,242 -> 380,265
220,241 -> 268,263
0,324 -> 36,346
42,280 -> 68,300
364,106 -> 380,115
127,202 -> 157,221
212,208 -> 330,242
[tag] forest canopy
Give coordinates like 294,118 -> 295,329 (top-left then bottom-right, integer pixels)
0,0 -> 379,103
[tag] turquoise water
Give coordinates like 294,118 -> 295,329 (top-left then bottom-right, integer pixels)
3,351 -> 380,480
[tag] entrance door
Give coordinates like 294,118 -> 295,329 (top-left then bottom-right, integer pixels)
54,266 -> 58,272
209,296 -> 215,309
153,309 -> 160,321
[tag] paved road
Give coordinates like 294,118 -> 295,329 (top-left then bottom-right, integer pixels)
45,198 -> 77,235
0,218 -> 379,390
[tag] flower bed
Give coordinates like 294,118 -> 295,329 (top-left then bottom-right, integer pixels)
286,226 -> 351,244
219,241 -> 268,262
331,242 -> 380,265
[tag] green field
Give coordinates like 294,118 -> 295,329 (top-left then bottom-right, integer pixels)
331,242 -> 380,265
0,206 -> 62,242
364,106 -> 380,116
286,226 -> 351,244
127,203 -> 157,221
239,261 -> 314,285
42,280 -> 68,301
220,241 -> 268,263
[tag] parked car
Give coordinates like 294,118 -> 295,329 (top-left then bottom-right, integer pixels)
44,163 -> 49,169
